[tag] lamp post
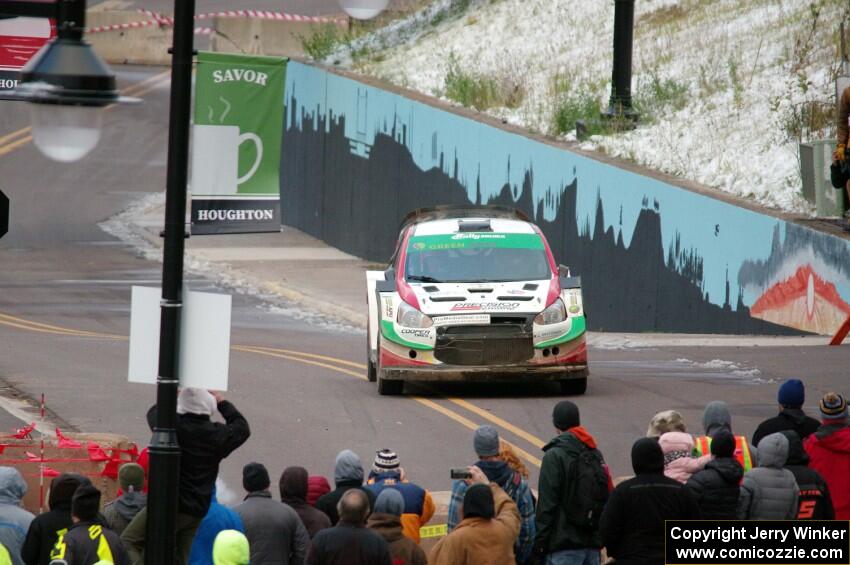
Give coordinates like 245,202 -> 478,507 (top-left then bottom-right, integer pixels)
144,0 -> 195,563
2,1 -> 194,563
0,0 -> 138,161
603,0 -> 638,120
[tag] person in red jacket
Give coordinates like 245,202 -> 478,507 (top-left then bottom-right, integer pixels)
804,392 -> 850,519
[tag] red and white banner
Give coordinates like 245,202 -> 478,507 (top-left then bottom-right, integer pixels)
0,17 -> 56,86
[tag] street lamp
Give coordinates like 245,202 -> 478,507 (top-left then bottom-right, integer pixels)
338,0 -> 390,20
0,0 -> 138,162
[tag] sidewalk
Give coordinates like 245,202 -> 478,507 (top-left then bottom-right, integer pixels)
103,193 -> 832,347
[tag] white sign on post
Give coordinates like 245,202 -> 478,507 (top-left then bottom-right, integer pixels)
128,286 -> 232,391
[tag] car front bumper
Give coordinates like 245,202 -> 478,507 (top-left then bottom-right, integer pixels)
380,363 -> 588,382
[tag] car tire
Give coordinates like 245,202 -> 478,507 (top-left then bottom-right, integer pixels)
378,373 -> 403,396
367,329 -> 377,382
560,371 -> 588,395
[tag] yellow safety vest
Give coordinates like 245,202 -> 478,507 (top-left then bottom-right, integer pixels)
694,435 -> 753,473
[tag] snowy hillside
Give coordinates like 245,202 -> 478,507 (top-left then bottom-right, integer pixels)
331,0 -> 847,213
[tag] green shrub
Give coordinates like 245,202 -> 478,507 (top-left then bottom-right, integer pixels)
443,54 -> 525,110
300,24 -> 348,61
551,91 -> 603,136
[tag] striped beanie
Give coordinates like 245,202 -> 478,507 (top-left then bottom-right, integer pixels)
820,392 -> 848,421
373,449 -> 400,474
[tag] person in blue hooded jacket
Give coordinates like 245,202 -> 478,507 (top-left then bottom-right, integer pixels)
447,426 -> 535,564
188,485 -> 244,565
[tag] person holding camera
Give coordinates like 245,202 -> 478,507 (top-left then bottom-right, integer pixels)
429,465 -> 520,565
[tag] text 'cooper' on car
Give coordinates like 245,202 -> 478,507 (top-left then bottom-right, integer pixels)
366,206 -> 588,396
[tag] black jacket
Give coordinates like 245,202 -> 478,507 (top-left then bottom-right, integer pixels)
600,473 -> 701,565
306,522 -> 391,565
146,400 -> 250,517
753,409 -> 820,448
685,457 -> 743,519
315,483 -> 376,526
534,430 -> 605,553
22,474 -> 87,565
48,522 -> 130,565
782,430 -> 834,520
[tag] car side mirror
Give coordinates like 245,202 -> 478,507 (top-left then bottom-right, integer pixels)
558,264 -> 571,277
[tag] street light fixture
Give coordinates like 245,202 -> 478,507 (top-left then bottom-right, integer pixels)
0,0 -> 138,162
338,0 -> 390,20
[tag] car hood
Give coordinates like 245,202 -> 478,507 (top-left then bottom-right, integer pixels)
411,280 -> 550,316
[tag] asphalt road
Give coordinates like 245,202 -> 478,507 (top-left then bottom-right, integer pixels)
0,65 -> 848,500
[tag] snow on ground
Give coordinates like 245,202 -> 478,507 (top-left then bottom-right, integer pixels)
333,0 -> 846,213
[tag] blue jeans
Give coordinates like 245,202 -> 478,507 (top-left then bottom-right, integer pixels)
545,548 -> 601,565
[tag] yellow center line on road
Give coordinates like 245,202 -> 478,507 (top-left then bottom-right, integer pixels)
0,127 -> 30,147
0,311 -> 546,468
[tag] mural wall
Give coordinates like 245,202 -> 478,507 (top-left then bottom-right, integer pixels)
281,61 -> 850,335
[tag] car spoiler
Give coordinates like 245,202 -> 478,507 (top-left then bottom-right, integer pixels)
398,205 -> 530,231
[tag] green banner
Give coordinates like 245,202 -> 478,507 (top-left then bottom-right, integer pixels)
191,52 -> 287,234
408,233 -> 544,251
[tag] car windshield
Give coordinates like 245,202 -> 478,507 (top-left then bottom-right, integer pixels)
405,232 -> 552,283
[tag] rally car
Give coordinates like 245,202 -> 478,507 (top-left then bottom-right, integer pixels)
366,206 -> 588,395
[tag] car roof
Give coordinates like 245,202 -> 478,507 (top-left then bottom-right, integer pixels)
411,218 -> 537,236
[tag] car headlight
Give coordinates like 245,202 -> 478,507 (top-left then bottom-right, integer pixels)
397,301 -> 433,328
535,298 -> 567,325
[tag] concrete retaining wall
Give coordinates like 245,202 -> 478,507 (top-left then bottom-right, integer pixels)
280,61 -> 850,335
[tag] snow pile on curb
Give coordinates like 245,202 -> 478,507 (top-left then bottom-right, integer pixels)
99,192 -> 365,334
339,0 -> 846,213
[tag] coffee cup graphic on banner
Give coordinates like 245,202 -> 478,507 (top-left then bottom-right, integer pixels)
191,124 -> 264,195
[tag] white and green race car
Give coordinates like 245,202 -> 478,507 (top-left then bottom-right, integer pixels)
366,207 -> 588,395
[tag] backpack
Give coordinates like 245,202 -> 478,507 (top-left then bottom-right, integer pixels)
562,443 -> 609,529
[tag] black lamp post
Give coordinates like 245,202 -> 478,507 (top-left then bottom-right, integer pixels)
603,0 -> 638,120
144,0 -> 194,562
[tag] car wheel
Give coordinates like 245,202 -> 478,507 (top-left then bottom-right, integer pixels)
378,373 -> 403,396
560,370 -> 588,396
367,329 -> 377,382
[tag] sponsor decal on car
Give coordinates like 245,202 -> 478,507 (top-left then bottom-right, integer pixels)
450,302 -> 521,312
450,233 -> 507,240
432,314 -> 491,326
399,328 -> 433,338
383,297 -> 394,319
407,233 -> 545,251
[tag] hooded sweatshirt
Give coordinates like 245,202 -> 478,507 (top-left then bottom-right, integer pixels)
280,467 -> 331,538
659,432 -> 711,483
22,474 -> 89,565
738,433 -> 799,520
447,459 -> 535,563
804,422 -> 850,519
315,451 -> 376,526
600,439 -> 700,565
0,468 -> 34,565
189,491 -> 245,565
102,490 -> 146,537
695,401 -> 757,469
368,492 -> 427,565
781,431 -> 834,520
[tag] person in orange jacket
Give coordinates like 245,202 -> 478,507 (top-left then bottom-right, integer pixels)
364,449 -> 434,544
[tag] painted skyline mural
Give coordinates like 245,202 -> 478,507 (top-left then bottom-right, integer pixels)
281,62 -> 850,335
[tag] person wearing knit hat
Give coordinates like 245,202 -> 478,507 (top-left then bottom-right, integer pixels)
368,489 -> 427,565
234,462 -> 309,564
685,430 -> 743,519
103,463 -> 147,536
693,400 -> 758,472
447,426 -> 536,563
429,466 -> 520,565
646,410 -> 686,438
752,378 -> 821,447
366,449 -> 435,545
22,473 -> 90,565
601,439 -> 700,565
55,485 -> 130,564
533,402 -> 609,564
805,392 -> 850,519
